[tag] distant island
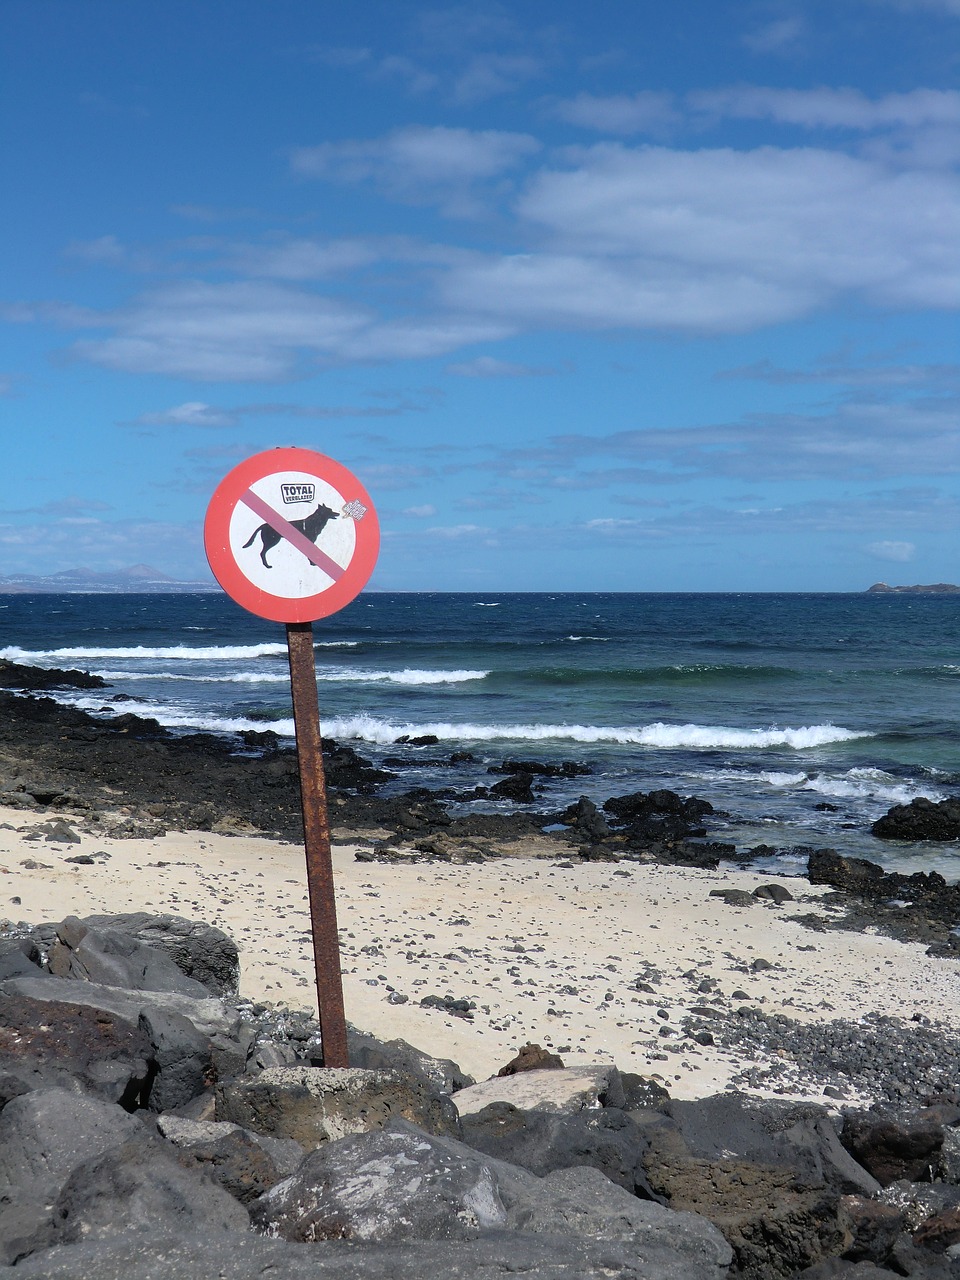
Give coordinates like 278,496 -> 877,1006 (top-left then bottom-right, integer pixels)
867,582 -> 960,594
0,565 -> 218,594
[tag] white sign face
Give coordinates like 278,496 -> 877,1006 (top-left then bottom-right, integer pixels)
227,469 -> 357,600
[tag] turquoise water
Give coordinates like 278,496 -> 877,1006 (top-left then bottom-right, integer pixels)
3,591 -> 959,873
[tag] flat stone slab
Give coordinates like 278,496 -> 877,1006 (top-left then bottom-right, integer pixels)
453,1066 -> 626,1119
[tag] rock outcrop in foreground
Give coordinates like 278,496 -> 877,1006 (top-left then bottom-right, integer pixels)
3,913 -> 960,1277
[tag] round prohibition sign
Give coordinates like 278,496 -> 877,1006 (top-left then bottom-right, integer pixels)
204,447 -> 380,623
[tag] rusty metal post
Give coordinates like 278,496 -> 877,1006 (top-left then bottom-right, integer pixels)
285,621 -> 349,1067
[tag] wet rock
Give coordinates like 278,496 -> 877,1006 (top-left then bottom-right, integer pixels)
488,773 -> 536,804
872,796 -> 960,842
0,661 -> 107,692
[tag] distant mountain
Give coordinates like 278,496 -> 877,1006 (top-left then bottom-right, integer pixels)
867,582 -> 960,594
0,566 -> 218,594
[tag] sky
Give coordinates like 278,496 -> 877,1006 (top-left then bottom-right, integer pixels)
1,0 -> 958,592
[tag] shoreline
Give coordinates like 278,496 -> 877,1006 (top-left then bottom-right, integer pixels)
6,801 -> 960,1103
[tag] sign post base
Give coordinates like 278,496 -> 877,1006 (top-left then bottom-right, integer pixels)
286,621 -> 349,1068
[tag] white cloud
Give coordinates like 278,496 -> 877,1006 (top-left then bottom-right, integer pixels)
551,91 -> 679,136
72,281 -> 370,381
445,355 -> 555,377
403,504 -> 437,517
135,401 -> 234,427
866,540 -> 917,561
440,143 -> 960,330
691,86 -> 960,131
291,125 -> 540,212
741,16 -> 807,54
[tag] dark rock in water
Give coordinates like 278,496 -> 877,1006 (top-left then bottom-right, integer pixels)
488,773 -> 536,804
840,1110 -> 947,1186
872,796 -> 960,842
559,796 -> 611,842
81,914 -> 240,999
0,660 -> 107,692
498,1043 -> 564,1075
488,759 -> 591,778
809,850 -> 887,892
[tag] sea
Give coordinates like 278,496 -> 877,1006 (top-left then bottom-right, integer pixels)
2,591 -> 959,878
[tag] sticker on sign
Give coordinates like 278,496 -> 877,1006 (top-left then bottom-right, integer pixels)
204,448 -> 380,623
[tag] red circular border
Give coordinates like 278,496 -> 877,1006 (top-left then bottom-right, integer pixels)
203,447 -> 380,623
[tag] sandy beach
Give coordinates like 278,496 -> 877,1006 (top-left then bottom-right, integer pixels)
5,800 -> 959,1101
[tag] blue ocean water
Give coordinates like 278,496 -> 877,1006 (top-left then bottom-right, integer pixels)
2,591 -> 959,875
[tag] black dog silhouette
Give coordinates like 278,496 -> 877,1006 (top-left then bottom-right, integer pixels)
243,503 -> 339,569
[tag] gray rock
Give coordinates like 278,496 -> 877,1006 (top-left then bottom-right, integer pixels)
251,1122 -> 731,1277
38,1132 -> 249,1251
0,1228 -> 704,1278
48,917 -> 212,999
156,1115 -> 303,1202
460,1099 -> 659,1198
250,1125 -> 507,1242
347,1027 -> 475,1094
0,938 -> 42,981
0,1089 -> 143,1265
668,1092 -> 881,1196
82,913 -> 240,997
138,1007 -> 213,1113
1,973 -> 254,1081
216,1065 -> 461,1150
0,1089 -> 143,1204
0,991 -> 151,1106
453,1065 -> 626,1118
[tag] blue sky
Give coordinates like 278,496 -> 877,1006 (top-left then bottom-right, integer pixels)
2,0 -> 958,591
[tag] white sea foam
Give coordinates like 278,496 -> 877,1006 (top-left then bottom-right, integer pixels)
0,643 -> 288,662
703,765 -> 940,807
94,666 -> 489,687
315,716 -> 870,749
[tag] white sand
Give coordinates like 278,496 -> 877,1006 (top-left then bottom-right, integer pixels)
4,803 -> 958,1100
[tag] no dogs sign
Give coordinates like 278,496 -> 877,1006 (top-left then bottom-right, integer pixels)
204,447 -> 380,623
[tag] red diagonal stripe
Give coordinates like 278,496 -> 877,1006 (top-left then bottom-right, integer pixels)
240,489 -> 345,581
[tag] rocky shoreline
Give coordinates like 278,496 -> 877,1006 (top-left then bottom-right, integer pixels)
4,911 -> 960,1276
2,658 -> 960,958
5,662 -> 960,1274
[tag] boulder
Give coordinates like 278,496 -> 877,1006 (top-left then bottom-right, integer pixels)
346,1027 -> 474,1094
216,1065 -> 461,1150
0,939 -> 43,982
0,1228 -> 717,1279
81,913 -> 240,998
157,1115 -> 303,1201
497,1042 -> 564,1075
453,1065 -> 626,1118
0,992 -> 151,1106
48,917 -> 212,999
251,1121 -> 731,1278
872,797 -> 960,842
460,1099 -> 659,1198
841,1110 -> 945,1186
37,1132 -> 249,1251
0,974 -> 254,1082
0,1089 -> 143,1265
